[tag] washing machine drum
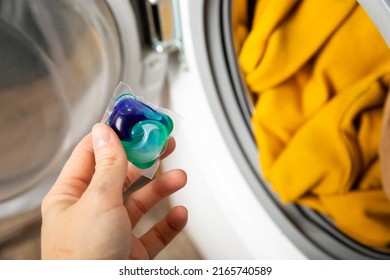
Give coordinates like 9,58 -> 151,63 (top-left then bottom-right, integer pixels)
0,0 -> 121,217
190,0 -> 390,259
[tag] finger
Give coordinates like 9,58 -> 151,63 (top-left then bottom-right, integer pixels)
83,123 -> 128,205
138,206 -> 188,259
124,169 -> 187,226
122,162 -> 143,192
160,137 -> 176,160
49,133 -> 94,200
122,137 -> 176,192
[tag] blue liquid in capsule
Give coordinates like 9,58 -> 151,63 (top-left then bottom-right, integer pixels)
107,94 -> 173,169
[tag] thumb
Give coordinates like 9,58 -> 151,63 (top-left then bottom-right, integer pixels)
85,123 -> 128,201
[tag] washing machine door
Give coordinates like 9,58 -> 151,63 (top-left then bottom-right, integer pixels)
0,0 -> 169,240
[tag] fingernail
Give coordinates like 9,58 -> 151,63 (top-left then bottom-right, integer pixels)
92,124 -> 111,150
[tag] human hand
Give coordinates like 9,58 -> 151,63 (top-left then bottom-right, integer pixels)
41,123 -> 188,259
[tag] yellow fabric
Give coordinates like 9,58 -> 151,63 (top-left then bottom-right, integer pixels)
232,0 -> 248,54
239,0 -> 390,248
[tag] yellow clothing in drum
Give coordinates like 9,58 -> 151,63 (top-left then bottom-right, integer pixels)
239,0 -> 390,248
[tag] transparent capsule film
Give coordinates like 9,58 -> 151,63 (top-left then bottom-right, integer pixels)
103,82 -> 182,179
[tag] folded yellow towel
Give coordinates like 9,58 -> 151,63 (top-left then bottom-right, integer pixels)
239,0 -> 390,248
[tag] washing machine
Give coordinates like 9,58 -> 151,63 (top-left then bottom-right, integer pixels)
0,0 -> 173,245
1,0 -> 389,259
163,0 -> 390,259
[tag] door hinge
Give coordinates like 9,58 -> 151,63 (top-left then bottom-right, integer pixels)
144,0 -> 182,53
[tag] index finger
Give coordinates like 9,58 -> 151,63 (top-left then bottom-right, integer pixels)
124,169 -> 187,227
122,137 -> 177,193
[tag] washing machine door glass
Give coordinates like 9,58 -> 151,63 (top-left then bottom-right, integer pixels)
0,0 -> 122,200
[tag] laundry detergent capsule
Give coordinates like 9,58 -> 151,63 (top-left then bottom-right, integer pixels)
107,93 -> 174,169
